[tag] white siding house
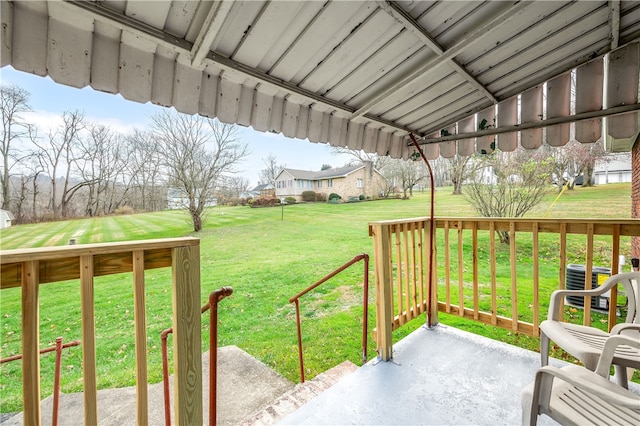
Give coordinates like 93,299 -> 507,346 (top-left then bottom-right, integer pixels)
0,210 -> 15,229
274,162 -> 386,201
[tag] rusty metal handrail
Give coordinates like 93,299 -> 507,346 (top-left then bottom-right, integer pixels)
1,337 -> 81,426
289,254 -> 370,383
160,287 -> 233,426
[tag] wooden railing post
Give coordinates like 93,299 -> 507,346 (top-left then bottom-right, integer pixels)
22,260 -> 41,426
371,223 -> 394,360
80,255 -> 98,426
171,244 -> 203,425
132,250 -> 148,424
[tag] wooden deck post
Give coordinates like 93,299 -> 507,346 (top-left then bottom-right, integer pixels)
22,260 -> 41,426
171,244 -> 203,424
371,223 -> 394,360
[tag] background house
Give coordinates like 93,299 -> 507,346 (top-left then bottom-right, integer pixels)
167,188 -> 217,210
275,162 -> 385,201
0,210 -> 15,229
249,183 -> 276,198
593,153 -> 632,185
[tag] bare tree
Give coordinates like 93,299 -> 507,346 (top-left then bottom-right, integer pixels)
258,154 -> 285,186
77,124 -> 127,216
152,111 -> 248,232
33,111 -> 87,217
384,158 -> 428,198
449,154 -> 484,195
331,146 -> 390,170
464,150 -> 553,243
125,130 -> 166,212
1,84 -> 32,210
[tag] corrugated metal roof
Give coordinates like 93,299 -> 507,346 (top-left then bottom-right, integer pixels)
2,0 -> 639,158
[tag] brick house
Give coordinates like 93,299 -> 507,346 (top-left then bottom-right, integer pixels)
274,162 -> 386,201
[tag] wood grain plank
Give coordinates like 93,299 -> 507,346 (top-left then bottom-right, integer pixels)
22,261 -> 41,426
171,245 -> 203,425
80,255 -> 98,426
132,250 -> 148,424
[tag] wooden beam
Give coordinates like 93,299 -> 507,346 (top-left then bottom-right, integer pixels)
22,261 -> 41,426
171,245 -> 203,425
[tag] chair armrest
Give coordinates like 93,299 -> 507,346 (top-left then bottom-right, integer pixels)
610,323 -> 640,335
533,365 -> 640,410
546,272 -> 640,321
595,334 -> 640,376
547,288 -> 607,320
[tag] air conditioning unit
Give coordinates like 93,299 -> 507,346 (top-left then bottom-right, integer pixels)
565,264 -> 611,310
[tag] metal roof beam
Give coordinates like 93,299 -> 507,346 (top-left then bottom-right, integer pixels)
190,0 -> 234,68
351,1 -> 530,121
415,103 -> 640,145
64,0 -> 412,135
376,1 -> 496,104
609,0 -> 620,49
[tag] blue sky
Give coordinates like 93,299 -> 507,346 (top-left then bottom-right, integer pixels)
1,66 -> 353,186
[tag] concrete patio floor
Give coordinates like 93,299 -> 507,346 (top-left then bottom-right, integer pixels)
280,324 -> 574,426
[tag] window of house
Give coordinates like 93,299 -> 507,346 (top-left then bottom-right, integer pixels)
327,179 -> 333,187
307,180 -> 313,188
318,180 -> 322,188
357,178 -> 363,188
288,180 -> 293,187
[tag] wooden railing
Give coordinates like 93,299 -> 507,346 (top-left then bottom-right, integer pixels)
369,217 -> 640,360
0,238 -> 203,426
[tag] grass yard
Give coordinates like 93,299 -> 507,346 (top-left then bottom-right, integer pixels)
0,183 -> 634,413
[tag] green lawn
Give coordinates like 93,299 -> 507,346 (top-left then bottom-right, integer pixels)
0,183 -> 633,413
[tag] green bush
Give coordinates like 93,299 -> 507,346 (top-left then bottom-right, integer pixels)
284,196 -> 296,204
301,191 -> 316,202
359,194 -> 365,201
328,193 -> 341,201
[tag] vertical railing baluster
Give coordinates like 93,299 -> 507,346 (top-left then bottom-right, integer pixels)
457,220 -> 464,316
402,223 -> 410,322
510,222 -> 518,332
532,222 -> 540,337
22,260 -> 41,426
472,221 -> 479,320
410,222 -> 418,317
609,225 -> 621,330
490,221 -> 497,326
584,223 -> 595,326
417,221 -> 425,314
558,223 -> 567,320
444,221 -> 451,313
132,250 -> 148,423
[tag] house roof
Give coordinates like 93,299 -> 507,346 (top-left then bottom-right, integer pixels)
251,183 -> 274,192
2,1 -> 639,158
0,209 -> 15,220
278,165 -> 368,181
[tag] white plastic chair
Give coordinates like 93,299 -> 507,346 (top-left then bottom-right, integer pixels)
539,271 -> 640,387
522,334 -> 640,426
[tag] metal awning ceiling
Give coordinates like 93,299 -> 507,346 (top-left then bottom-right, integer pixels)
2,0 -> 639,159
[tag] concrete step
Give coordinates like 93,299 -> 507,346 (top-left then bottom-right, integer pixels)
1,346 -> 295,426
239,360 -> 359,426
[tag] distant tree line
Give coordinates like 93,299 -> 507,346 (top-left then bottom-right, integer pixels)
1,84 -> 248,231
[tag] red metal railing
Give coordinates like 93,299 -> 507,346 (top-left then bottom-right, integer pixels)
160,287 -> 233,426
0,337 -> 81,426
289,254 -> 370,383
